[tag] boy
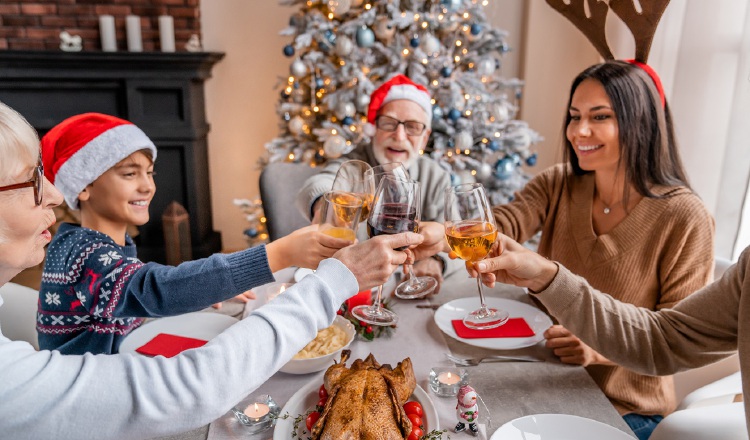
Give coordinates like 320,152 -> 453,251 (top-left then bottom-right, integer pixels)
38,113 -> 347,354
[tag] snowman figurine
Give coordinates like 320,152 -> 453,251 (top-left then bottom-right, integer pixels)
455,384 -> 479,436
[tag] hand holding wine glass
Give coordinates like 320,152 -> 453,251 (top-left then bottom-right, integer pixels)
351,176 -> 420,326
331,160 -> 375,220
444,183 -> 509,330
317,191 -> 363,243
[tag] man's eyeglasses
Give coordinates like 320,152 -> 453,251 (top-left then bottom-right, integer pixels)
375,115 -> 427,136
0,157 -> 44,206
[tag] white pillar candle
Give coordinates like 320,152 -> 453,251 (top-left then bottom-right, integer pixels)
158,15 -> 175,52
98,15 -> 116,52
125,15 -> 142,52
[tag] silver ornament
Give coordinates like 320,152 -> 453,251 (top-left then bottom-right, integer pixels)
477,57 -> 496,76
421,34 -> 440,56
335,36 -> 353,56
356,94 -> 371,112
335,101 -> 356,119
477,162 -> 493,182
356,26 -> 375,48
323,134 -> 348,158
492,103 -> 510,123
288,116 -> 305,135
374,17 -> 396,44
290,59 -> 307,77
456,169 -> 476,185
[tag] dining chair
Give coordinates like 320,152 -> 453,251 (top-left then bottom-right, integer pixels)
259,162 -> 320,241
0,282 -> 39,350
649,402 -> 747,440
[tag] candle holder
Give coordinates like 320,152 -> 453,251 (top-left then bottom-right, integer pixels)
429,366 -> 469,397
231,394 -> 281,434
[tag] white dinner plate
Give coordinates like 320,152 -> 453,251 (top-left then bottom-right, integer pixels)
491,414 -> 635,439
274,375 -> 438,439
434,297 -> 553,350
118,311 -> 238,355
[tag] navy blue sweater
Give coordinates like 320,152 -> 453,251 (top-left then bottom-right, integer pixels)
37,223 -> 274,355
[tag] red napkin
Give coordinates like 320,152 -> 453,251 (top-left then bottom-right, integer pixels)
451,318 -> 535,339
135,333 -> 208,357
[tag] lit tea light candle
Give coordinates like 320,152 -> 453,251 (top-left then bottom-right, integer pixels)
244,402 -> 270,419
437,371 -> 461,385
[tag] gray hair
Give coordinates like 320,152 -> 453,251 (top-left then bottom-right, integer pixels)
0,101 -> 39,186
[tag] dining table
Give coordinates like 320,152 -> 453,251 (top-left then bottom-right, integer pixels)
148,266 -> 636,440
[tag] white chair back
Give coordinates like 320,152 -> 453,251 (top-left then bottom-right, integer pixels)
714,256 -> 734,281
0,282 -> 39,349
649,402 -> 748,440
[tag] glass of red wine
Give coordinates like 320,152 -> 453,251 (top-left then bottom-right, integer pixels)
351,175 -> 420,326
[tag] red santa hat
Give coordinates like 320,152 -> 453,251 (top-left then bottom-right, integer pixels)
41,113 -> 157,210
367,74 -> 432,124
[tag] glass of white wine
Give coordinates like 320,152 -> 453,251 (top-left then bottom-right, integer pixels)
317,191 -> 363,243
444,183 -> 509,329
332,160 -> 375,221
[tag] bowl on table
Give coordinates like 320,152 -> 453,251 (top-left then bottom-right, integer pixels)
279,315 -> 356,375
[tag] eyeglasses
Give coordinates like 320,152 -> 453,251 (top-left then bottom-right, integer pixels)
375,115 -> 427,136
0,157 -> 44,206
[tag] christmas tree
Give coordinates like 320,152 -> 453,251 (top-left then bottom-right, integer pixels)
262,0 -> 540,206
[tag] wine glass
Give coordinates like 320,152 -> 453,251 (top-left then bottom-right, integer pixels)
331,160 -> 375,220
444,183 -> 509,329
316,191 -> 363,243
393,186 -> 438,299
351,176 -> 420,326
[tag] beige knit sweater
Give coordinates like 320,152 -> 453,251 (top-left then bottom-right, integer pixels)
534,249 -> 747,432
493,164 -> 715,416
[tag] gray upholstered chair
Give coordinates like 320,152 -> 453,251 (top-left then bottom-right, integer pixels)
259,162 -> 320,241
0,282 -> 39,350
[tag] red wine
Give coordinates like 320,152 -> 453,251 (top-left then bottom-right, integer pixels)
367,203 -> 419,251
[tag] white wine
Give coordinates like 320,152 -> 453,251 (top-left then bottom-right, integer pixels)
321,226 -> 356,242
446,221 -> 497,262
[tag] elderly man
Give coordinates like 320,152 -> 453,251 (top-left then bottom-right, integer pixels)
296,74 -> 457,289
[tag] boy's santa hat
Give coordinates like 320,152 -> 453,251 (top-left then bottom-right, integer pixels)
41,113 -> 157,210
367,74 -> 432,124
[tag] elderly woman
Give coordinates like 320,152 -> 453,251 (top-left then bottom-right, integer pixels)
0,101 -> 421,440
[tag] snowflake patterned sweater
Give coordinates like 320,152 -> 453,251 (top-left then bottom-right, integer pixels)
37,223 -> 274,355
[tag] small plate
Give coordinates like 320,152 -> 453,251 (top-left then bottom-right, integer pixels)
491,414 -> 635,439
279,316 -> 356,375
274,375 -> 438,439
434,297 -> 552,350
118,312 -> 238,355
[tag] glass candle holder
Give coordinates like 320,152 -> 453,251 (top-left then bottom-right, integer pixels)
231,394 -> 281,434
428,366 -> 469,397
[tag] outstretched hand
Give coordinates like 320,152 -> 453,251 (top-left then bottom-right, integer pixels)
411,221 -> 449,261
465,233 -> 560,293
267,224 -> 353,272
544,325 -> 610,366
334,232 -> 423,291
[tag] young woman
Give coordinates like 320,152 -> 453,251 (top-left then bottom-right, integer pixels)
0,100 -> 420,440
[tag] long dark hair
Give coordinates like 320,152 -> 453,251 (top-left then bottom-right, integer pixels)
562,60 -> 691,201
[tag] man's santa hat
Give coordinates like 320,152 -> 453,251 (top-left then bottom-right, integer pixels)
367,74 -> 432,124
41,113 -> 157,210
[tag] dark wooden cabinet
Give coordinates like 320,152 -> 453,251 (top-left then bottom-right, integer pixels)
0,51 -> 225,263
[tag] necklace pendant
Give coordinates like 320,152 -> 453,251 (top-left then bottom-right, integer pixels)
603,207 -> 611,215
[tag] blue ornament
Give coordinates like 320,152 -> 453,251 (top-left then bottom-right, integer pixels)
410,37 -> 420,48
499,42 -> 510,53
441,0 -> 461,12
488,140 -> 500,151
283,44 -> 295,57
495,58 -> 501,70
470,23 -> 482,36
511,153 -> 522,166
342,116 -> 354,125
440,66 -> 452,78
325,30 -> 337,44
315,77 -> 325,90
280,90 -> 290,99
244,228 -> 259,238
525,153 -> 538,167
356,26 -> 375,48
494,157 -> 515,180
516,90 -> 523,100
448,108 -> 461,122
318,42 -> 330,52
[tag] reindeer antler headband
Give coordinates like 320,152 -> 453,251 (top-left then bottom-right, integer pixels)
545,0 -> 671,105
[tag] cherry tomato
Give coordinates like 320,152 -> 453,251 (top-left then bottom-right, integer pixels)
403,401 -> 424,417
305,411 -> 320,431
407,427 -> 424,440
319,385 -> 328,400
407,413 -> 423,429
316,397 -> 327,408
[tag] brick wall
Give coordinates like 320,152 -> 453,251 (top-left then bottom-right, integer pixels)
0,0 -> 201,52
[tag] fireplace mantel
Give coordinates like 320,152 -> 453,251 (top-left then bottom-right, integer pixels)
0,50 -> 225,263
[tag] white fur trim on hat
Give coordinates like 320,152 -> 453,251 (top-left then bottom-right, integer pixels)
55,124 -> 157,210
382,84 -> 432,120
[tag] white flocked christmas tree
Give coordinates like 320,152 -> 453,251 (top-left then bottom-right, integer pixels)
258,0 -> 540,226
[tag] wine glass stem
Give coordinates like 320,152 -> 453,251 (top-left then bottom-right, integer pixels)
403,263 -> 417,286
476,272 -> 489,311
373,284 -> 385,311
